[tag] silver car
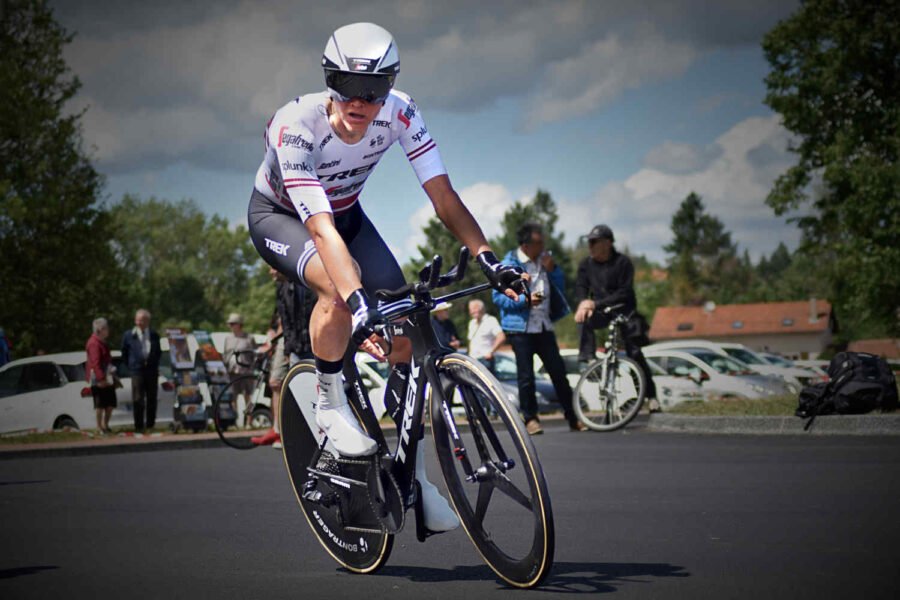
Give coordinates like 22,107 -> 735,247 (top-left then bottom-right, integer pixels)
643,347 -> 791,400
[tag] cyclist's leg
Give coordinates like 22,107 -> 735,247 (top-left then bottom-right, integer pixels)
346,207 -> 457,531
626,339 -> 658,404
248,193 -> 375,457
577,311 -> 606,363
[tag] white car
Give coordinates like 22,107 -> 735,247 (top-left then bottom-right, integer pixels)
538,348 -> 710,409
0,351 -> 175,434
643,347 -> 792,400
646,340 -> 818,393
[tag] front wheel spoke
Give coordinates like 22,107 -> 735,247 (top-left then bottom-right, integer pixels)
474,480 -> 494,525
493,470 -> 533,511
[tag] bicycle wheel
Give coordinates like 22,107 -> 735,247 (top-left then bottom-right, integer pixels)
574,355 -> 646,431
280,360 -> 393,573
429,353 -> 554,588
212,375 -> 267,450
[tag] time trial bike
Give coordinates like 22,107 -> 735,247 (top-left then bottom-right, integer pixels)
278,248 -> 554,588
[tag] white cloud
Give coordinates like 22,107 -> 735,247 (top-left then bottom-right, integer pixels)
558,115 -> 800,262
403,182 -> 517,257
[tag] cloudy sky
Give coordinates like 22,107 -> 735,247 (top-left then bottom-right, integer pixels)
53,0 -> 802,265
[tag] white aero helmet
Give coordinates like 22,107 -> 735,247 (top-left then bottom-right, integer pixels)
322,22 -> 399,103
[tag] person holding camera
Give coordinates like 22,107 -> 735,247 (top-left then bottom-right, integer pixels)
492,222 -> 586,434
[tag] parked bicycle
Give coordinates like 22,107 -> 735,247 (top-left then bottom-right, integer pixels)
573,305 -> 647,431
279,248 -> 554,588
212,345 -> 275,450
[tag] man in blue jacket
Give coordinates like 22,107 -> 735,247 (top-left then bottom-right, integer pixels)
121,308 -> 162,433
492,222 -> 585,434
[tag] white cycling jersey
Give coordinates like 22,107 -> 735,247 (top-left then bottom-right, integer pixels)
254,90 -> 446,220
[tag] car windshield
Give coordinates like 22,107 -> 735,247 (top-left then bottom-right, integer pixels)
724,348 -> 764,365
687,350 -> 751,375
763,353 -> 793,367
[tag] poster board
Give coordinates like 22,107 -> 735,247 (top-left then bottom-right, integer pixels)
193,330 -> 228,384
166,328 -> 194,371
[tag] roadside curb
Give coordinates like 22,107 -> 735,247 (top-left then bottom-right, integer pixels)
0,432 -> 255,460
647,413 -> 900,436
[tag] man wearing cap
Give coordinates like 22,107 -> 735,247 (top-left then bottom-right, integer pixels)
223,312 -> 258,409
121,308 -> 162,432
430,302 -> 461,350
574,225 -> 658,409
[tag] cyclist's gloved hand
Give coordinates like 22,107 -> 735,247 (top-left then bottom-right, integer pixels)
476,251 -> 527,296
346,288 -> 388,345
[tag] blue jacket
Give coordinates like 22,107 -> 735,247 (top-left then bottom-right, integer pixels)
121,328 -> 162,373
491,250 -> 571,333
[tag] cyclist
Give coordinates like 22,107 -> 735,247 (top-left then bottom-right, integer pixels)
247,22 -> 524,533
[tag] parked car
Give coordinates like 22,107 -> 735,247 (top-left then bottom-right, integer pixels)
537,348 -> 712,410
0,351 -> 175,434
492,351 -> 561,414
643,347 -> 792,400
646,340 -> 818,393
355,352 -> 538,418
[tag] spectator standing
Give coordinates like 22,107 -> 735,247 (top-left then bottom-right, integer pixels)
223,312 -> 257,412
492,222 -> 585,434
431,302 -> 461,350
121,308 -> 162,433
253,268 -> 318,448
574,224 -> 659,410
0,327 -> 10,367
466,299 -> 505,372
86,318 -> 116,433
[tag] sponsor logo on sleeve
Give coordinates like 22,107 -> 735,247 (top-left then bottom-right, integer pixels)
411,126 -> 428,143
282,160 -> 313,172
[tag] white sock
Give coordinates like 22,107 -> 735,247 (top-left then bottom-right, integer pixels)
315,371 -> 376,457
416,441 -> 459,532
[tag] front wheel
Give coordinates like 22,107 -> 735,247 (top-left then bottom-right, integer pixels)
430,353 -> 554,588
280,360 -> 393,574
574,355 -> 646,431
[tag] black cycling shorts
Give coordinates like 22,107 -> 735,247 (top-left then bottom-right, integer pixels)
248,189 -> 407,300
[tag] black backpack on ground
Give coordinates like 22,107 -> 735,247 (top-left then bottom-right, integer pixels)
796,351 -> 899,430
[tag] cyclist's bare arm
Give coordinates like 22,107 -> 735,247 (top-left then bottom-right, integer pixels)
423,174 -> 521,301
305,212 -> 366,300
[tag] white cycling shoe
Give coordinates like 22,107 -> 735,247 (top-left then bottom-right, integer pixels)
315,374 -> 377,457
416,443 -> 460,532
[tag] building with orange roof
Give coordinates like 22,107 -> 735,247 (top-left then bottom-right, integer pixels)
649,298 -> 837,358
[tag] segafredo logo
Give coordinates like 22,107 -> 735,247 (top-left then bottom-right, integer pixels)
265,238 -> 290,256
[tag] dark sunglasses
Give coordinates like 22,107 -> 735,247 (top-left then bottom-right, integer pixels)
326,71 -> 395,104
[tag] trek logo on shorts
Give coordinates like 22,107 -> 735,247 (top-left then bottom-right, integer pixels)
265,238 -> 291,256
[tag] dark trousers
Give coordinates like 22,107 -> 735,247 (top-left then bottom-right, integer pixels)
508,330 -> 577,426
578,314 -> 657,400
132,370 -> 158,430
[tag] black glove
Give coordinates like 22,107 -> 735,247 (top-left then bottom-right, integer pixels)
476,251 -> 527,295
346,289 -> 388,345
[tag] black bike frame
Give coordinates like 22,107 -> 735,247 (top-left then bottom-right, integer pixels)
337,282 -> 494,509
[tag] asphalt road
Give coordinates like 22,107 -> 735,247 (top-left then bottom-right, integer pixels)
2,424 -> 899,599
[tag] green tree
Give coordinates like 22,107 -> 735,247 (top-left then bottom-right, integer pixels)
108,195 -> 261,333
763,0 -> 900,336
0,0 -> 125,354
663,192 -> 739,305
